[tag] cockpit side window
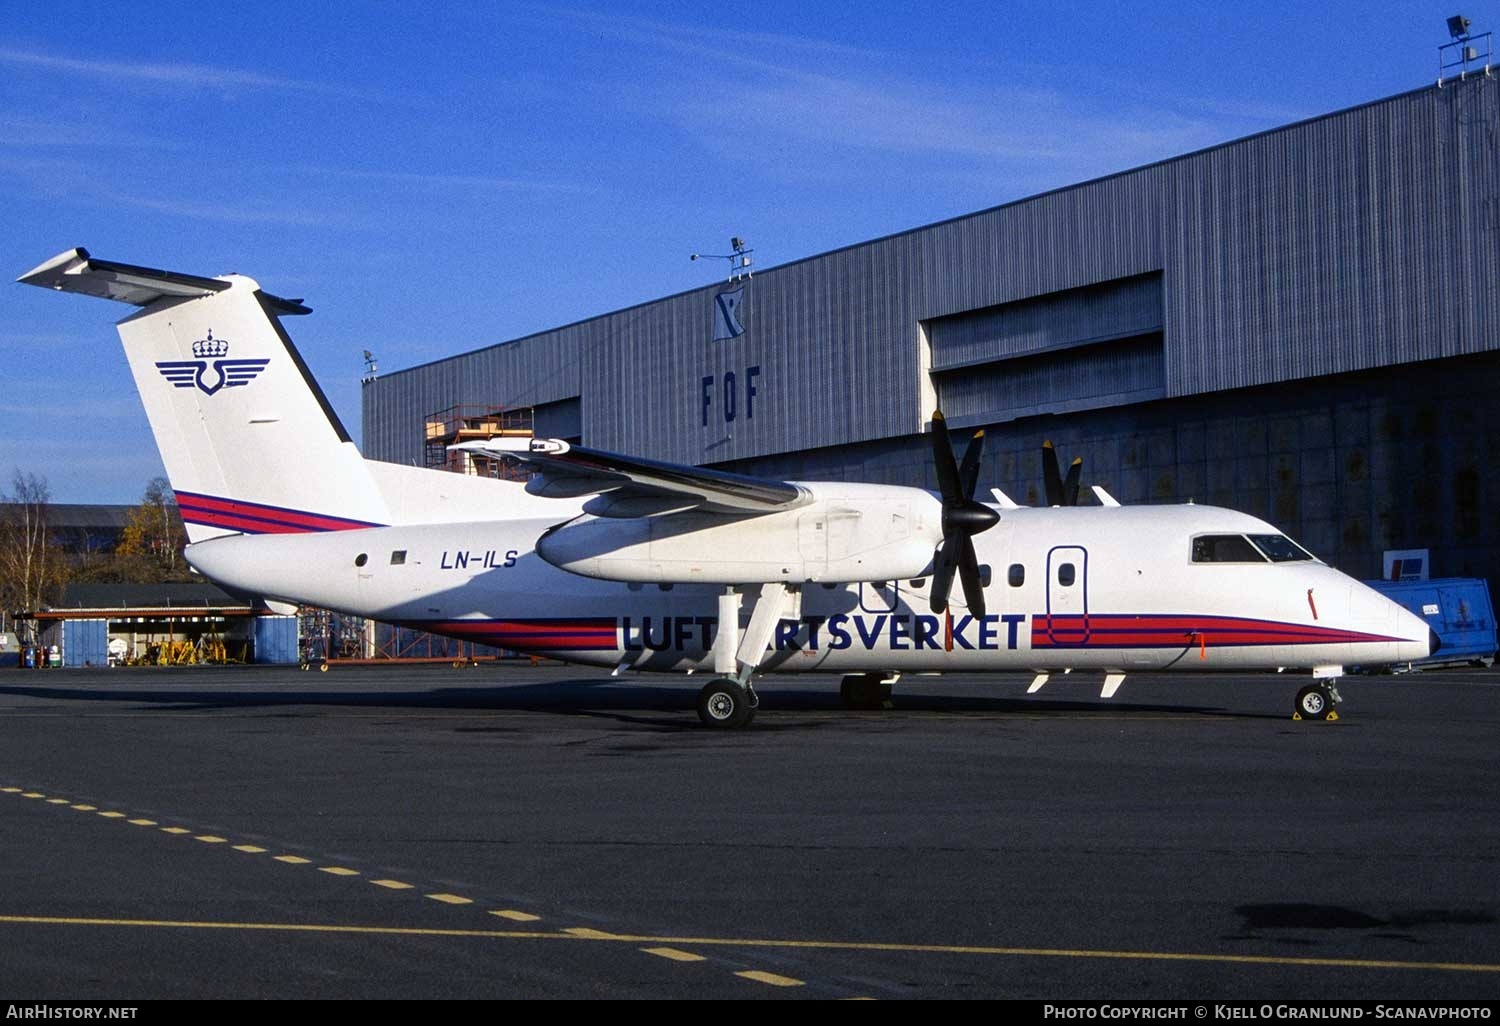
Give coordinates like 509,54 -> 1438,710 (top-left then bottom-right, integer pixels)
1191,534 -> 1267,563
1247,534 -> 1315,562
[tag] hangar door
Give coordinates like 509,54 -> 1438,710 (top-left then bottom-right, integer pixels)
926,272 -> 1165,425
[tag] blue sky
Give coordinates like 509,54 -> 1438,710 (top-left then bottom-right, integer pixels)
0,2 -> 1475,503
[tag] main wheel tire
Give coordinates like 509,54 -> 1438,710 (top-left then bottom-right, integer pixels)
840,673 -> 892,711
697,679 -> 754,728
1295,684 -> 1332,720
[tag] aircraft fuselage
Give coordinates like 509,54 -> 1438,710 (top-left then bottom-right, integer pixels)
185,502 -> 1431,674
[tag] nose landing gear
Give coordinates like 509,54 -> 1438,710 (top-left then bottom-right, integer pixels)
1293,681 -> 1342,721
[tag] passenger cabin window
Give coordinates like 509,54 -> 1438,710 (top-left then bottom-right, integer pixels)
1057,563 -> 1076,587
1008,564 -> 1025,587
390,550 -> 407,565
1191,535 -> 1266,563
354,553 -> 368,567
979,565 -> 992,588
1247,534 -> 1315,562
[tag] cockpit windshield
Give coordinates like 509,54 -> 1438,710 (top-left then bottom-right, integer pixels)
1192,533 -> 1316,563
1247,533 -> 1315,562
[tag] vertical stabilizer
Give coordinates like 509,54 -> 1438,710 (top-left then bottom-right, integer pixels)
19,249 -> 390,541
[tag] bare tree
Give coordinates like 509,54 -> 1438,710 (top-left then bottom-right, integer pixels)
0,470 -> 67,639
117,476 -> 190,580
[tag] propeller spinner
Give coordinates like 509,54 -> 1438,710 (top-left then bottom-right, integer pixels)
929,410 -> 1000,617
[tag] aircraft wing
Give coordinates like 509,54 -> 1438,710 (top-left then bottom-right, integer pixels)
452,438 -> 810,516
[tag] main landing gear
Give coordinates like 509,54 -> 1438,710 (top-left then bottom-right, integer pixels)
694,582 -> 793,729
697,678 -> 759,729
1293,681 -> 1342,721
840,672 -> 896,711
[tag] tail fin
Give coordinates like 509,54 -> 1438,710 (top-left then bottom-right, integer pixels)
19,248 -> 390,541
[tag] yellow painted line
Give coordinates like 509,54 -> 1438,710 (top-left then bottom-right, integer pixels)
232,845 -> 268,854
0,914 -> 567,939
195,836 -> 228,844
45,798 -> 69,805
273,856 -> 311,865
491,910 -> 541,922
127,819 -> 157,827
71,805 -> 98,811
160,827 -> 191,835
426,893 -> 473,905
642,946 -> 706,963
21,792 -> 44,798
564,927 -> 622,939
370,880 -> 414,890
2,913 -> 1499,977
97,811 -> 127,819
737,969 -> 805,987
319,867 -> 360,877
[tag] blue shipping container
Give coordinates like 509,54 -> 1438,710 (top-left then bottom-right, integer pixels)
253,616 -> 300,665
62,619 -> 109,667
1363,578 -> 1497,667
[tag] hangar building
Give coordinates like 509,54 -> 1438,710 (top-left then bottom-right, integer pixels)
362,75 -> 1500,587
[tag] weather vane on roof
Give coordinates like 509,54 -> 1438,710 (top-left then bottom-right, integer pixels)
690,236 -> 754,283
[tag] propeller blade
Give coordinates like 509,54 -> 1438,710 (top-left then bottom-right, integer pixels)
929,535 -> 959,613
931,410 -> 962,503
956,533 -> 986,618
1042,440 -> 1064,506
958,428 -> 985,499
1062,456 -> 1082,506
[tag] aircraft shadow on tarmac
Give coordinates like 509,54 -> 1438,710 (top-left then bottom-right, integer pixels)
0,672 -> 1274,729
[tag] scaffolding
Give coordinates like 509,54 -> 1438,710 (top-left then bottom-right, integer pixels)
423,405 -> 534,478
295,606 -> 507,669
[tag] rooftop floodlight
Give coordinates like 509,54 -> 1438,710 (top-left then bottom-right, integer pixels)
730,236 -> 745,252
1448,14 -> 1471,39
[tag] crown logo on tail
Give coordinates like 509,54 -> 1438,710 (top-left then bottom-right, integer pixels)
156,329 -> 270,396
192,330 -> 230,359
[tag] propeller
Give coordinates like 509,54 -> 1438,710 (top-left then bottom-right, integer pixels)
929,410 -> 1000,617
1041,440 -> 1083,506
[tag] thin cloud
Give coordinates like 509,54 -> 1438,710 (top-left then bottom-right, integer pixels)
548,7 -> 1286,186
106,190 -> 342,227
302,165 -> 587,194
0,45 -> 374,98
0,112 -> 182,151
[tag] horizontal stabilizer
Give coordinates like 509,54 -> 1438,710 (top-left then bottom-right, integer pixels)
453,438 -> 808,515
18,247 -> 309,314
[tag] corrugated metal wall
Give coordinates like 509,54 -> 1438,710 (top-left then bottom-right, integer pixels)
364,76 -> 1500,468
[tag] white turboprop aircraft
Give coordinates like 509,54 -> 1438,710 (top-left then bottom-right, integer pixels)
20,248 -> 1434,727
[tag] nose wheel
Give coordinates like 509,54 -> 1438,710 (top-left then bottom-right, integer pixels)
1293,682 -> 1341,721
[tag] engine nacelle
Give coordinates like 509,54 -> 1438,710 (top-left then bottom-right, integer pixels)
537,484 -> 947,584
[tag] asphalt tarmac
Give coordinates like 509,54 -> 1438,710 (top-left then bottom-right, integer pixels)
0,662 -> 1497,1000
